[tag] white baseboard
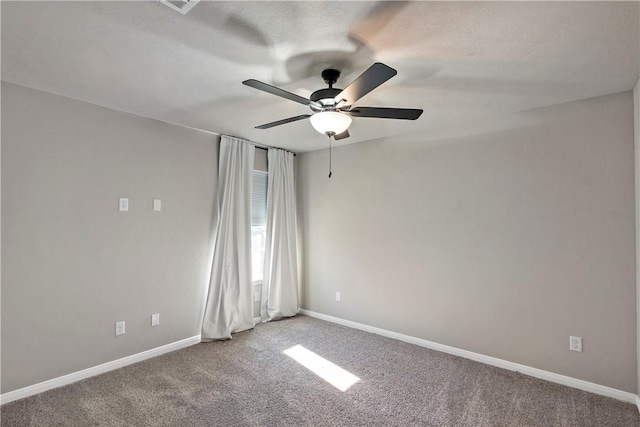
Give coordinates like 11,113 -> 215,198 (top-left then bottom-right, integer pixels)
0,335 -> 201,405
299,309 -> 638,405
637,395 -> 640,413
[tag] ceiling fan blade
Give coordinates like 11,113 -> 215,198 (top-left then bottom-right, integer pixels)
334,130 -> 350,140
345,107 -> 423,120
255,114 -> 311,129
243,79 -> 311,106
334,63 -> 397,105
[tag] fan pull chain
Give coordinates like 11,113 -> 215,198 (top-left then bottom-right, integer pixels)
328,134 -> 333,178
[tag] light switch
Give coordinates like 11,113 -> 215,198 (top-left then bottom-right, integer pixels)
119,198 -> 129,212
153,199 -> 161,211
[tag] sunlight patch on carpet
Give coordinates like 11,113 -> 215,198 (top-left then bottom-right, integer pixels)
283,345 -> 360,392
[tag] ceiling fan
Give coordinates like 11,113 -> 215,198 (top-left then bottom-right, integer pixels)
242,63 -> 423,140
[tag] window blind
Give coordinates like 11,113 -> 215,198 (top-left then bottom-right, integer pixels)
252,171 -> 268,226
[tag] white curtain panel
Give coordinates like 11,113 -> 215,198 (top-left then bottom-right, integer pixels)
261,148 -> 299,321
201,136 -> 256,341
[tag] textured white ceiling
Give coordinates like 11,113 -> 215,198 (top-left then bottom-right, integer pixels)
2,1 -> 639,152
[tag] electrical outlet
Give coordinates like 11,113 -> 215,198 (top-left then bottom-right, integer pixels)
570,336 -> 582,352
335,291 -> 341,302
254,291 -> 260,303
115,321 -> 126,336
151,313 -> 160,326
119,198 -> 129,212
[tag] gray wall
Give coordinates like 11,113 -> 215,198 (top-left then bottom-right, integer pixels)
1,83 -> 218,393
297,92 -> 637,392
635,79 -> 640,395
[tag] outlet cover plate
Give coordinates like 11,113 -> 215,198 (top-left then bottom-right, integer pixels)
570,336 -> 582,352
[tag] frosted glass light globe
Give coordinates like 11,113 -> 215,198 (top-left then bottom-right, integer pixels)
309,111 -> 352,135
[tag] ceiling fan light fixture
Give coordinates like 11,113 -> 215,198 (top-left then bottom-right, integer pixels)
245,63 -> 422,140
309,111 -> 352,136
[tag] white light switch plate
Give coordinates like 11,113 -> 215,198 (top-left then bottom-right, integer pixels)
115,321 -> 126,336
335,292 -> 341,302
119,198 -> 129,212
151,313 -> 160,326
153,199 -> 161,211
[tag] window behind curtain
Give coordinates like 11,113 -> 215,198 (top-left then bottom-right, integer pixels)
251,170 -> 268,283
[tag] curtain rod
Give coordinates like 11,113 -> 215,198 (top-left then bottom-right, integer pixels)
222,134 -> 296,156
254,144 -> 296,157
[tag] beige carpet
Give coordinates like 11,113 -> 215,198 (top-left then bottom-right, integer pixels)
2,315 -> 639,426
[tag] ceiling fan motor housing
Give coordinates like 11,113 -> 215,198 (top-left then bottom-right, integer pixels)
310,88 -> 342,111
